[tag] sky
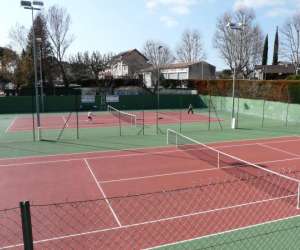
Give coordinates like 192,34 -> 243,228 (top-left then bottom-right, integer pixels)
0,0 -> 299,70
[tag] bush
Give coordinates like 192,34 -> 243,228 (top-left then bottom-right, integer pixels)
287,75 -> 300,80
195,79 -> 300,103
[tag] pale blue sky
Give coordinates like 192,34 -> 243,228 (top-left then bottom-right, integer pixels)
0,0 -> 299,70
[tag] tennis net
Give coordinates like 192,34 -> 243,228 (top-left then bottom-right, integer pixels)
167,129 -> 300,209
107,105 -> 137,126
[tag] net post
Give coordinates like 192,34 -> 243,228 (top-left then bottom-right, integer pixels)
175,133 -> 178,147
31,91 -> 36,142
142,107 -> 145,136
166,129 -> 169,145
208,92 -> 211,131
76,94 -> 79,140
262,99 -> 266,128
179,96 -> 182,133
297,183 -> 300,210
217,152 -> 220,169
37,127 -> 41,141
20,201 -> 34,250
119,111 -> 121,136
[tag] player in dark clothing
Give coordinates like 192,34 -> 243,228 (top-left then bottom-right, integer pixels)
188,104 -> 194,114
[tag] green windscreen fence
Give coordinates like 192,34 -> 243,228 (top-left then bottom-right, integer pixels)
0,94 -> 204,114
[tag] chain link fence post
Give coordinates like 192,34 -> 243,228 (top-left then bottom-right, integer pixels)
20,201 -> 34,250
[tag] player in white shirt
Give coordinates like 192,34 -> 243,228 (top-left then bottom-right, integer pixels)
88,111 -> 93,122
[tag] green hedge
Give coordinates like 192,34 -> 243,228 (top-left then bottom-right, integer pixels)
196,80 -> 300,103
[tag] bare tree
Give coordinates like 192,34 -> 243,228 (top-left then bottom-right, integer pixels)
143,40 -> 174,68
69,51 -> 113,80
47,5 -> 74,86
176,29 -> 205,63
214,8 -> 264,77
9,23 -> 28,53
281,13 -> 300,74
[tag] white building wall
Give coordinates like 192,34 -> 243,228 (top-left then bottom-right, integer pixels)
143,72 -> 153,88
160,68 -> 189,80
111,62 -> 129,78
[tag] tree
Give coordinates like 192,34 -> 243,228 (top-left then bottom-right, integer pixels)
143,40 -> 174,68
273,26 -> 279,65
14,51 -> 32,87
0,47 -> 18,82
47,5 -> 74,86
9,23 -> 28,53
69,51 -> 112,81
281,13 -> 300,74
143,40 -> 175,91
25,14 -> 56,87
176,29 -> 205,63
213,8 -> 264,77
262,35 -> 268,65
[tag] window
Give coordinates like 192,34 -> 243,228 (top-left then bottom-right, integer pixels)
178,72 -> 188,80
168,73 -> 178,80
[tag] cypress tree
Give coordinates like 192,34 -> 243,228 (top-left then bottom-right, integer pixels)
273,27 -> 279,65
262,35 -> 268,65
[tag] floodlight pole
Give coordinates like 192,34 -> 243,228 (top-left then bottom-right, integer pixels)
31,8 -> 40,130
157,46 -> 163,111
37,38 -> 44,112
227,22 -> 244,129
156,46 -> 163,134
22,1 -> 44,139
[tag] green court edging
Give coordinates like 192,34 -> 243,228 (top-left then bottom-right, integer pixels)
150,215 -> 300,250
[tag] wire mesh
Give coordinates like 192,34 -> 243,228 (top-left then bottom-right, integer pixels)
0,207 -> 23,248
1,173 -> 300,249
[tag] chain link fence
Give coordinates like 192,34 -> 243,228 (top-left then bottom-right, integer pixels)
2,166 -> 300,249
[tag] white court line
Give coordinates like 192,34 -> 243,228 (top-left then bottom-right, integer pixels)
4,117 -> 17,133
218,138 -> 300,150
144,211 -> 300,250
99,166 -> 233,184
0,148 -> 193,167
2,137 -> 300,168
0,134 -> 296,161
84,159 -> 122,227
99,156 -> 300,184
0,194 -> 295,250
258,143 -> 300,158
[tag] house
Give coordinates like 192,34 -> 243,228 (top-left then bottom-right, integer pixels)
254,63 -> 296,80
141,61 -> 216,88
101,49 -> 150,79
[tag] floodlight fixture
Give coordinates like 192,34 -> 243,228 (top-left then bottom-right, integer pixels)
20,1 -> 32,7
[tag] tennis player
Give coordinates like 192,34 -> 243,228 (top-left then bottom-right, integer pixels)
88,111 -> 93,122
188,104 -> 194,114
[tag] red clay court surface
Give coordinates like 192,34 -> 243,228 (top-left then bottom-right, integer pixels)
1,136 -> 300,249
7,111 -> 221,132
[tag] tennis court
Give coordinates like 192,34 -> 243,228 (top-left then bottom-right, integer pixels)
2,133 -> 300,249
6,110 -> 220,133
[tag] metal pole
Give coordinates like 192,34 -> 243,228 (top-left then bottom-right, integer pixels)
39,43 -> 44,112
31,91 -> 36,141
156,57 -> 160,135
157,68 -> 160,110
231,66 -> 236,129
76,94 -> 79,139
31,8 -> 41,137
20,201 -> 34,250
